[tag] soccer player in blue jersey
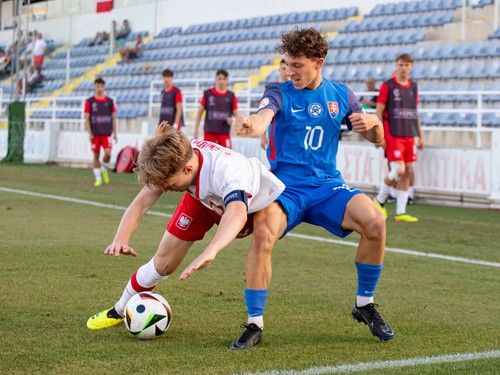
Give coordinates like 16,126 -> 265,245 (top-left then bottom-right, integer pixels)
229,28 -> 393,349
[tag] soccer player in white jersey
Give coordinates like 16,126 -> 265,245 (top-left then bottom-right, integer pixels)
86,122 -> 285,334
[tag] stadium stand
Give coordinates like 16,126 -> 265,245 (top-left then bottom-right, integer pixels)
0,0 -> 498,131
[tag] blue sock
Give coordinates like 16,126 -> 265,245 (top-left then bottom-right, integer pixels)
355,262 -> 383,298
244,289 -> 268,317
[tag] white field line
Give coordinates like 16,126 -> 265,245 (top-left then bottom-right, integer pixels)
2,187 -> 499,268
240,350 -> 500,375
288,233 -> 500,268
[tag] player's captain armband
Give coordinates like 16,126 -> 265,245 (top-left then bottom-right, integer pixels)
223,190 -> 249,209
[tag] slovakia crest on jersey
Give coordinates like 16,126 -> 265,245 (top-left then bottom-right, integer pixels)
328,101 -> 339,119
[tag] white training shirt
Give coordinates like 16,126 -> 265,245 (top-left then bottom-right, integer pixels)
187,140 -> 285,215
33,39 -> 47,56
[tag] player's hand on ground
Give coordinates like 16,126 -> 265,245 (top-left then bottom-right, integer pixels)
88,134 -> 93,143
193,129 -> 199,139
104,241 -> 138,257
233,115 -> 253,136
349,113 -> 378,133
179,249 -> 217,281
113,134 -> 118,144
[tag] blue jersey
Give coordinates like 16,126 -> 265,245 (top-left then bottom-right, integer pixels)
258,80 -> 364,181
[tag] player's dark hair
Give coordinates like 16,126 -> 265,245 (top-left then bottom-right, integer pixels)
216,69 -> 229,78
278,28 -> 328,59
162,69 -> 174,77
135,122 -> 193,189
396,53 -> 414,63
280,58 -> 286,64
94,77 -> 105,85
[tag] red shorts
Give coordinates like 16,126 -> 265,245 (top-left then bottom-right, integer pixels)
91,135 -> 112,153
204,132 -> 231,149
385,137 -> 417,163
166,193 -> 254,241
33,55 -> 44,66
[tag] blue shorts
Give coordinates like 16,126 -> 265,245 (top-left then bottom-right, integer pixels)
275,173 -> 363,238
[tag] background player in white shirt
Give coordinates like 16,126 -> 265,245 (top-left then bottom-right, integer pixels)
87,123 -> 284,335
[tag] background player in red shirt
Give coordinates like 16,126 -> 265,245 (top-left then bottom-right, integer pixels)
193,69 -> 238,148
374,54 -> 423,222
84,77 -> 117,186
159,69 -> 183,130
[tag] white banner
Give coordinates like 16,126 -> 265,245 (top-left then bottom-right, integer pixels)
1,127 -> 499,206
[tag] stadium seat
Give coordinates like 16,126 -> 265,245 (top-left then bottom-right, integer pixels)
482,113 -> 500,127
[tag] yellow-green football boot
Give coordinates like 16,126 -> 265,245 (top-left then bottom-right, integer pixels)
87,307 -> 123,330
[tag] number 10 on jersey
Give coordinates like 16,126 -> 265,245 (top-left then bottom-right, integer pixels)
304,126 -> 324,150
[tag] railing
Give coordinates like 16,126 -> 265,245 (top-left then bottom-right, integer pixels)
148,77 -> 252,122
1,89 -> 499,148
356,90 -> 500,148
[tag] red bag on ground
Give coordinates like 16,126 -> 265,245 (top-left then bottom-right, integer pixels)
115,146 -> 139,173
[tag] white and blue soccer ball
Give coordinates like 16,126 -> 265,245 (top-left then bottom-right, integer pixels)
124,292 -> 172,339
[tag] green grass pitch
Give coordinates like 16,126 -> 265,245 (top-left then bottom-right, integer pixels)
0,163 -> 499,374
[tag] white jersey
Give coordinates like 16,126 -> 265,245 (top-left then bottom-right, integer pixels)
187,140 -> 284,215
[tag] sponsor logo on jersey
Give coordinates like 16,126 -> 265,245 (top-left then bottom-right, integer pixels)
208,96 -> 216,106
308,102 -> 323,118
328,101 -> 339,119
393,88 -> 401,101
259,97 -> 269,109
291,106 -> 305,113
176,213 -> 193,230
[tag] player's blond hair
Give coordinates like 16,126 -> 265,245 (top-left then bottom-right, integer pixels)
134,122 -> 193,189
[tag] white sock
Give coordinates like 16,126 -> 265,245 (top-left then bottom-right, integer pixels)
101,162 -> 112,170
389,187 -> 397,197
376,182 -> 391,204
396,189 -> 409,216
248,315 -> 264,329
115,258 -> 168,315
356,296 -> 374,307
408,187 -> 415,199
93,168 -> 102,180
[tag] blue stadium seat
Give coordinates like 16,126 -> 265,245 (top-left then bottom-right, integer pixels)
488,27 -> 500,40
472,0 -> 493,9
370,4 -> 384,16
421,82 -> 439,102
482,113 -> 500,127
466,60 -> 487,79
479,40 -> 500,57
484,81 -> 500,102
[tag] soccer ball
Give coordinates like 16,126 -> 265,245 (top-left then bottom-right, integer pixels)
124,292 -> 172,339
